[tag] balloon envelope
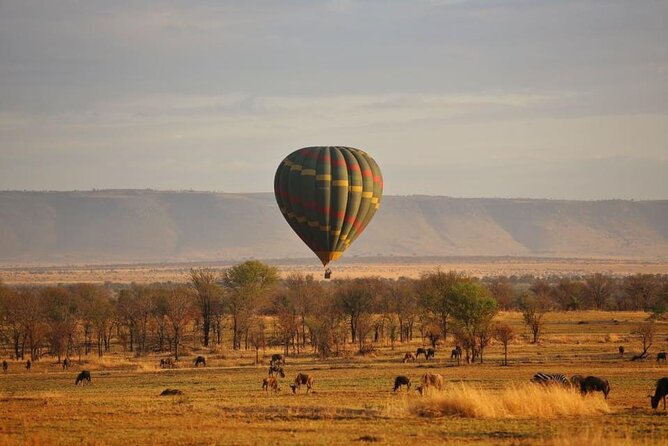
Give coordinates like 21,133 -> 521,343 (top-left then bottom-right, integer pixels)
274,146 -> 383,266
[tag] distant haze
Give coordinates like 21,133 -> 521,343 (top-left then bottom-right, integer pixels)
0,1 -> 666,199
1,190 -> 667,264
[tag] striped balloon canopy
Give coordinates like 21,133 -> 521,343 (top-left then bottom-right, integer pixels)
274,146 -> 383,267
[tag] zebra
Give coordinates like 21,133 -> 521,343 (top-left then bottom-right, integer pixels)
531,372 -> 569,386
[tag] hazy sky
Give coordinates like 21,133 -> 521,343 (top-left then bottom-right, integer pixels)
1,0 -> 666,199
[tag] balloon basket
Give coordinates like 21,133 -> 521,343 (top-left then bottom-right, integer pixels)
324,268 -> 332,279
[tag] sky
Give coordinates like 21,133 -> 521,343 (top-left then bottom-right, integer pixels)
0,0 -> 666,199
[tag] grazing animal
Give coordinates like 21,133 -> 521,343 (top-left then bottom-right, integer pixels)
160,358 -> 175,369
75,370 -> 91,386
26,360 -> 31,371
160,389 -> 183,396
531,372 -> 569,386
657,352 -> 667,365
618,346 -> 625,358
262,376 -> 280,393
649,377 -> 668,410
570,374 -> 584,388
402,352 -> 416,363
2,360 -> 8,374
580,376 -> 611,399
62,358 -> 70,370
268,364 -> 285,378
270,354 -> 285,367
194,356 -> 206,367
416,348 -> 428,360
393,376 -> 411,392
426,348 -> 435,360
290,373 -> 314,394
421,372 -> 444,391
451,346 -> 463,365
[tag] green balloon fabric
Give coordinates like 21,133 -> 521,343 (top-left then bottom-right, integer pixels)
274,146 -> 383,266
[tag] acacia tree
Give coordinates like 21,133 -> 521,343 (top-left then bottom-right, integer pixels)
334,278 -> 375,344
190,268 -> 221,348
494,322 -> 515,366
631,320 -> 655,361
488,278 -> 515,310
584,274 -> 614,309
387,279 -> 418,343
449,281 -> 498,364
418,270 -> 469,342
520,294 -> 548,344
164,285 -> 194,361
0,285 -> 25,360
222,260 -> 278,350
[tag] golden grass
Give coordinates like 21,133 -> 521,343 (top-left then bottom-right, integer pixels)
404,382 -> 610,419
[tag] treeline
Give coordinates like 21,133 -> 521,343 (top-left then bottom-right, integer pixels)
1,261 -> 667,364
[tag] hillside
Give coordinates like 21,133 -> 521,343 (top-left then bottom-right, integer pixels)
0,190 -> 666,264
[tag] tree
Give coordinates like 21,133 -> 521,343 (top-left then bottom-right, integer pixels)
552,278 -> 584,311
222,261 -> 279,350
449,281 -> 498,364
488,278 -> 515,310
418,270 -> 470,342
42,286 -> 77,363
247,318 -> 266,364
584,274 -> 614,309
334,278 -> 375,344
631,320 -> 655,361
520,294 -> 548,344
190,268 -> 221,348
494,322 -> 515,366
387,279 -> 418,342
622,275 -> 660,311
164,285 -> 194,361
283,273 -> 321,350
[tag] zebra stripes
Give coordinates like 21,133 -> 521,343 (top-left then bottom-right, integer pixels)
531,372 -> 569,386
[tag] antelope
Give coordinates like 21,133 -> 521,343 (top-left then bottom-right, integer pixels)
262,376 -> 280,393
580,376 -> 611,399
75,370 -> 91,386
393,376 -> 411,392
290,373 -> 314,394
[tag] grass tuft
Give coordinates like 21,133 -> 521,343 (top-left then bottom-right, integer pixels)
404,382 -> 610,419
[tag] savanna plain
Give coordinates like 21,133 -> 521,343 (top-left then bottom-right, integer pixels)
1,262 -> 668,446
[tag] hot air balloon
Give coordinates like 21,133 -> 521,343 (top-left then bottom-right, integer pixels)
274,146 -> 383,276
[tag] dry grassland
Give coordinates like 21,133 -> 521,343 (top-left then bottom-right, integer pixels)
2,258 -> 668,285
1,311 -> 668,445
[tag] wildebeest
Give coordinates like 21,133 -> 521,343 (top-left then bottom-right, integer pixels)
62,358 -> 70,370
26,360 -> 31,371
393,376 -> 411,392
580,376 -> 610,399
416,347 -> 428,360
649,377 -> 668,410
2,360 -> 7,374
262,376 -> 280,393
268,364 -> 285,378
75,370 -> 91,386
270,353 -> 285,367
426,348 -> 435,360
194,356 -> 206,367
402,352 -> 416,363
451,346 -> 462,365
420,372 -> 444,392
160,388 -> 183,396
570,374 -> 584,388
531,372 -> 569,386
657,352 -> 667,365
160,358 -> 176,369
618,345 -> 625,358
290,373 -> 314,394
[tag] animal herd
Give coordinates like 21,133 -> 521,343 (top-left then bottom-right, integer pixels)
2,347 -> 668,412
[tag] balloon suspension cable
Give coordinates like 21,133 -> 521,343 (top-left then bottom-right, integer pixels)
324,267 -> 332,280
